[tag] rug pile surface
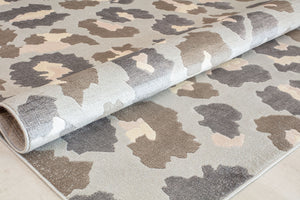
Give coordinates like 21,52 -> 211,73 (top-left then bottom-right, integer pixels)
0,0 -> 299,200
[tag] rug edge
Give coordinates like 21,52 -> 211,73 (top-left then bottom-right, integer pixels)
2,135 -> 299,200
0,138 -> 66,200
224,144 -> 300,200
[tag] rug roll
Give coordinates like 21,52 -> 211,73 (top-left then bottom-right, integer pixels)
0,0 -> 299,153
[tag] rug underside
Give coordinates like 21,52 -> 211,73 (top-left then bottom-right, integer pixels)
0,0 -> 299,199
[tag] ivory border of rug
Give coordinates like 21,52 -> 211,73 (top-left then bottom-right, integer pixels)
1,136 -> 299,200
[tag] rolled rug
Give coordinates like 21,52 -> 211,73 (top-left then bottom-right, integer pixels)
0,0 -> 299,154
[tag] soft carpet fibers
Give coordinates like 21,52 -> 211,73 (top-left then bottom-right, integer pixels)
0,0 -> 299,200
24,29 -> 300,200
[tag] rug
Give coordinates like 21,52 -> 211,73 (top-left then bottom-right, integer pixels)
0,0 -> 299,200
19,28 -> 300,200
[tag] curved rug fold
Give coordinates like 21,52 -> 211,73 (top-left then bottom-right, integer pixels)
0,0 -> 299,153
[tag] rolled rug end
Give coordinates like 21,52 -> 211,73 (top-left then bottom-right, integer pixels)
0,103 -> 29,154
